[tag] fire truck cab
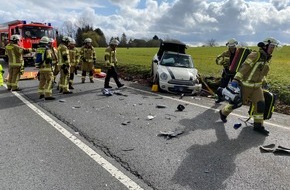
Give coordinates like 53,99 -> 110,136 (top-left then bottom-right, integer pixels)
0,20 -> 58,66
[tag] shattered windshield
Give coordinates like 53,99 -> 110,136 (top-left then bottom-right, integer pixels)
23,26 -> 54,39
160,53 -> 194,68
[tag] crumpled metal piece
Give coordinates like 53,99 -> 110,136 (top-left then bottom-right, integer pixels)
158,128 -> 184,139
260,144 -> 290,155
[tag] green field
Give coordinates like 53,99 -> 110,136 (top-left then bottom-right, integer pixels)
95,46 -> 290,104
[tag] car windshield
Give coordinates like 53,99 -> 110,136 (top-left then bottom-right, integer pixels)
160,53 -> 194,68
22,26 -> 54,39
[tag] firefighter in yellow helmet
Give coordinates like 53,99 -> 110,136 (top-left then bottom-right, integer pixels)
104,38 -> 124,88
219,37 -> 279,136
68,38 -> 80,89
57,36 -> 72,94
80,38 -> 96,83
5,34 -> 28,91
215,38 -> 238,103
36,36 -> 55,100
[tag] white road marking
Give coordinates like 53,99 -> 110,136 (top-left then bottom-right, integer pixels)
12,91 -> 144,190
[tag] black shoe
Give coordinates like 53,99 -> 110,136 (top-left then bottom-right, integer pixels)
39,94 -> 44,99
82,80 -> 85,83
104,86 -> 112,88
59,89 -> 63,93
219,110 -> 227,123
253,124 -> 269,136
69,85 -> 74,89
45,97 -> 56,100
117,84 -> 124,88
12,88 -> 21,91
63,91 -> 73,94
7,88 -> 11,91
56,85 -> 59,90
90,79 -> 94,83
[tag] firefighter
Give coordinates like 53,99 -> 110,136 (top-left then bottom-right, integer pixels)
5,34 -> 27,91
104,39 -> 124,88
68,38 -> 79,89
48,38 -> 58,88
80,38 -> 96,83
219,37 -> 279,136
0,63 -> 4,86
215,38 -> 238,103
36,36 -> 55,100
57,36 -> 72,94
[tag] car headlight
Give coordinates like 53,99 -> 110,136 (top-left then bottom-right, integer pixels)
160,72 -> 168,80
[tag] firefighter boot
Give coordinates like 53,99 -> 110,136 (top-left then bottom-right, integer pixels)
253,123 -> 269,136
219,110 -> 227,123
69,82 -> 74,89
90,78 -> 94,83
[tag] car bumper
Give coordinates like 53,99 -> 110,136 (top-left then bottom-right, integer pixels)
159,81 -> 202,94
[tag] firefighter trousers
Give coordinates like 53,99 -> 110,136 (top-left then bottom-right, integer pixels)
7,66 -> 21,90
38,71 -> 53,97
221,85 -> 265,124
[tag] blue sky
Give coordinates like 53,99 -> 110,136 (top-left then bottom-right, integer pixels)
0,0 -> 290,46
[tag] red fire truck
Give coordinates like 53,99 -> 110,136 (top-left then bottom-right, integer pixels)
0,20 -> 58,66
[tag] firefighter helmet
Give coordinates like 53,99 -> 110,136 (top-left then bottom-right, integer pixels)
226,38 -> 238,47
263,37 -> 279,46
84,38 -> 92,43
40,36 -> 50,44
69,38 -> 76,45
10,34 -> 21,42
110,39 -> 119,46
62,36 -> 70,43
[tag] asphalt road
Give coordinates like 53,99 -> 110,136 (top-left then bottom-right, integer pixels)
1,61 -> 290,190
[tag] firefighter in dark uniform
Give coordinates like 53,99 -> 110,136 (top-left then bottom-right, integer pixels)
219,37 -> 279,136
215,38 -> 238,103
5,35 -> 29,91
80,38 -> 95,83
36,36 -> 55,100
57,36 -> 72,94
104,39 -> 124,88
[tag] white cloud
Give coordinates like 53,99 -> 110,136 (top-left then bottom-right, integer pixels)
0,0 -> 290,46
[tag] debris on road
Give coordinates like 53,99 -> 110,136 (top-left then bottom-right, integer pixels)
102,88 -> 114,96
177,104 -> 185,111
156,104 -> 167,109
59,99 -> 66,103
260,144 -> 290,155
147,115 -> 156,120
72,105 -> 81,109
121,120 -> 131,125
158,128 -> 184,139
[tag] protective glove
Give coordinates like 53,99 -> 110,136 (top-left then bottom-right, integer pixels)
1,70 -> 4,74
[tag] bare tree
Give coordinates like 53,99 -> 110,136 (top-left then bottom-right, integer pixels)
207,39 -> 218,47
61,20 -> 77,38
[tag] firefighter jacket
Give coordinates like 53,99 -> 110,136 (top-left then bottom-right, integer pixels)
5,43 -> 24,69
216,49 -> 236,69
69,47 -> 80,67
104,46 -> 117,67
36,46 -> 53,72
57,43 -> 70,67
80,45 -> 95,64
234,50 -> 269,88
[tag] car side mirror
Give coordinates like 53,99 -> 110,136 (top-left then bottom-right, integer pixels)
153,59 -> 158,64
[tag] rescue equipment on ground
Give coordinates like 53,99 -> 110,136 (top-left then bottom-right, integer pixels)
229,48 -> 251,73
248,90 -> 277,120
